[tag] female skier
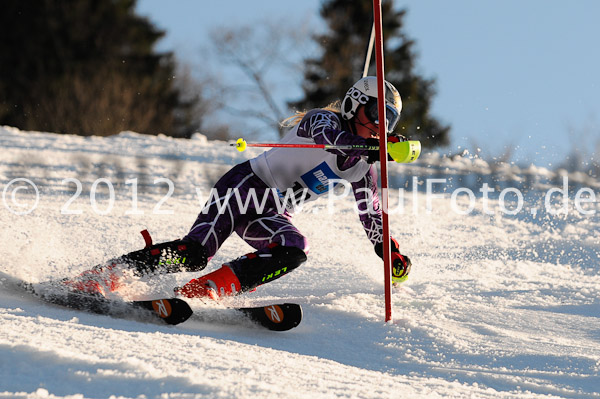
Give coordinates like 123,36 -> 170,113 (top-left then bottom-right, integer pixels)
65,76 -> 412,299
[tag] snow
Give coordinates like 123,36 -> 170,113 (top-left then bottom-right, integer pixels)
1,125 -> 599,398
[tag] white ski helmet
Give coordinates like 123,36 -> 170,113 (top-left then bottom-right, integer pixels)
341,76 -> 402,134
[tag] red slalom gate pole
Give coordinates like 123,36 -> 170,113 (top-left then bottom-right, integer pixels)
372,0 -> 393,322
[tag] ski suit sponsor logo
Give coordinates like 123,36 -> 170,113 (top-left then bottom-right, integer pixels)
264,305 -> 284,323
300,162 -> 340,195
152,299 -> 172,318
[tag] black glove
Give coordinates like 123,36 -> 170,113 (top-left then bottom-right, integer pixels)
374,237 -> 412,284
365,138 -> 380,164
365,135 -> 408,164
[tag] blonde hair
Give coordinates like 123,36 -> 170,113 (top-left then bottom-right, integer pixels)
280,100 -> 342,128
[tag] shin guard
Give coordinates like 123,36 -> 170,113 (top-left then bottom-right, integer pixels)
227,244 -> 307,293
119,239 -> 208,276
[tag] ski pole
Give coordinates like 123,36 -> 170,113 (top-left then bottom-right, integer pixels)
231,138 -> 421,163
232,138 -> 377,152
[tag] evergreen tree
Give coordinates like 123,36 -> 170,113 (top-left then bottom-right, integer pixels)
290,0 -> 449,148
0,0 -> 197,137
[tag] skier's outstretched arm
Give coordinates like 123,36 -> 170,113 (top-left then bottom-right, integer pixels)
351,167 -> 411,284
297,110 -> 371,157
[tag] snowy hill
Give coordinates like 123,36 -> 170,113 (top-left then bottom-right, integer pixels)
0,125 -> 599,399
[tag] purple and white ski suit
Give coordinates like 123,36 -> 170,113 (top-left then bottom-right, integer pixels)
184,109 -> 384,258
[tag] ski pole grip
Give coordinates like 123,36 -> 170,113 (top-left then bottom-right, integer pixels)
387,140 -> 421,163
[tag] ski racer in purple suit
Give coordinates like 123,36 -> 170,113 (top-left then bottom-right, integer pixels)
175,76 -> 412,299
64,77 -> 412,299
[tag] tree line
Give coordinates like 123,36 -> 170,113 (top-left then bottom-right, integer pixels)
0,0 -> 449,147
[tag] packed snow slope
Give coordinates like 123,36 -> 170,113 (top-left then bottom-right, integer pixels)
0,126 -> 599,399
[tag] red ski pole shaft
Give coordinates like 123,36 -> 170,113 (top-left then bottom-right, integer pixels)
245,143 -> 329,149
232,138 -> 378,152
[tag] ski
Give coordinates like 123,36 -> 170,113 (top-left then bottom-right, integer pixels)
35,287 -> 301,330
191,302 -> 302,331
36,289 -> 194,326
1,271 -> 301,330
0,272 -> 193,325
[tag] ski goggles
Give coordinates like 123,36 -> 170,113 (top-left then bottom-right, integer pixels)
365,100 -> 400,134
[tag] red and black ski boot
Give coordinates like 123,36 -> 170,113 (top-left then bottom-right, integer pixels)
176,265 -> 241,300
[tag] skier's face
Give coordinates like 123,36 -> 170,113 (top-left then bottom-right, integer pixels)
354,106 -> 380,139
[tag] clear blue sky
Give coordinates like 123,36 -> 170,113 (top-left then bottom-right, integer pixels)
136,0 -> 600,167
